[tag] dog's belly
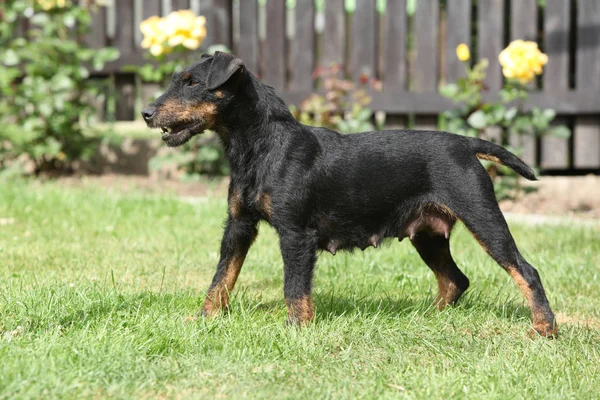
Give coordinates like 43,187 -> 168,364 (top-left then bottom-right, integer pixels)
314,204 -> 455,255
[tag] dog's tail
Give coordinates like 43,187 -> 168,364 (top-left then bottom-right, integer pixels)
466,136 -> 537,181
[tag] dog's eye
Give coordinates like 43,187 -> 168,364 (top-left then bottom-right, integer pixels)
187,81 -> 199,87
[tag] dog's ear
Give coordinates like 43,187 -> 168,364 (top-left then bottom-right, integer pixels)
206,51 -> 245,90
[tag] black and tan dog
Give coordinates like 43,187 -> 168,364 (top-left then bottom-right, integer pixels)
142,52 -> 557,337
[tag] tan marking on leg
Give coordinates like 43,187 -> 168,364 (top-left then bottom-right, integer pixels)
229,190 -> 243,219
201,254 -> 246,317
432,271 -> 451,309
476,153 -> 503,164
258,193 -> 272,220
506,265 -> 558,337
507,265 -> 534,304
286,295 -> 314,325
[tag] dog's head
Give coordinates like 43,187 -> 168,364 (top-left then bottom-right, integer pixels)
141,51 -> 246,147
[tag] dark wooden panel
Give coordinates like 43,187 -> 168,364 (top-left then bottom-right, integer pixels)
115,0 -> 135,56
414,116 -> 438,131
200,0 -> 230,48
171,0 -> 189,11
142,0 -> 161,19
383,0 -> 406,90
510,0 -> 538,165
413,0 -> 438,91
543,0 -> 569,90
510,0 -> 537,41
238,0 -> 259,74
115,74 -> 136,121
541,0 -> 570,169
290,1 -> 315,90
86,4 -> 106,48
445,0 -> 470,82
576,1 -> 600,89
280,90 -> 600,114
574,117 -> 600,168
351,0 -> 376,80
324,0 -> 344,67
574,1 -> 600,168
263,0 -> 286,89
477,0 -> 504,90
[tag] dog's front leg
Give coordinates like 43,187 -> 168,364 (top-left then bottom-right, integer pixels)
200,215 -> 258,318
279,230 -> 318,326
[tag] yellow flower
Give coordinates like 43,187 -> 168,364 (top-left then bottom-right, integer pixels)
140,16 -> 170,57
37,0 -> 70,10
456,43 -> 470,62
139,11 -> 207,57
163,10 -> 207,50
499,40 -> 548,84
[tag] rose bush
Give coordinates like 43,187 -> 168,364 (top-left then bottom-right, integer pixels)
439,41 -> 570,199
0,0 -> 119,175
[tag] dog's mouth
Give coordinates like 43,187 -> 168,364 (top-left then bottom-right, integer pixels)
158,121 -> 204,147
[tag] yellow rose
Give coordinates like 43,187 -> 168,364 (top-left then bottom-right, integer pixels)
140,16 -> 169,56
499,40 -> 548,84
456,43 -> 470,62
38,0 -> 70,10
163,10 -> 206,50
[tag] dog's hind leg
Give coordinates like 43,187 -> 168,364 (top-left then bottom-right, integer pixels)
411,233 -> 470,309
449,183 -> 557,337
200,215 -> 258,318
278,229 -> 318,326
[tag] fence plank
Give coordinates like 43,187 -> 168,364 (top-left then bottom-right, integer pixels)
413,0 -> 438,91
263,0 -> 286,89
171,0 -> 190,11
510,0 -> 537,165
86,4 -> 106,49
161,0 -> 172,15
383,0 -> 406,89
324,0 -> 344,67
478,0 -> 504,90
541,0 -> 570,169
574,1 -> 600,168
238,0 -> 258,74
115,74 -> 136,121
351,1 -> 376,80
200,0 -> 230,48
445,0 -> 470,83
289,1 -> 314,90
114,0 -> 135,56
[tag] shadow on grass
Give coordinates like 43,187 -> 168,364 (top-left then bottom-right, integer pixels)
253,290 -> 532,324
19,286 -> 530,333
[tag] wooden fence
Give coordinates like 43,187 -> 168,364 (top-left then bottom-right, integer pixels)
88,0 -> 600,172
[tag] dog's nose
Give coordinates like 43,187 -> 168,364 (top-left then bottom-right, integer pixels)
141,106 -> 156,121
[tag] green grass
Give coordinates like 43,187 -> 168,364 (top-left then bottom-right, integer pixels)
0,180 -> 599,399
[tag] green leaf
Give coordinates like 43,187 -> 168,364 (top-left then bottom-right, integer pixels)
546,125 -> 571,139
541,108 -> 556,123
439,83 -> 459,99
345,0 -> 356,13
2,49 -> 20,66
467,110 -> 487,129
406,0 -> 417,16
504,106 -> 518,121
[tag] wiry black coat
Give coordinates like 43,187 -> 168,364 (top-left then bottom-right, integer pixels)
142,52 -> 557,337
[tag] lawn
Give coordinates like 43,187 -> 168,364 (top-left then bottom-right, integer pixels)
0,179 -> 599,399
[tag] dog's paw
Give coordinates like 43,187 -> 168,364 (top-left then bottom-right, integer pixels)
529,322 -> 558,338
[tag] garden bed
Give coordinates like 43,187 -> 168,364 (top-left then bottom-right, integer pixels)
55,174 -> 600,220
